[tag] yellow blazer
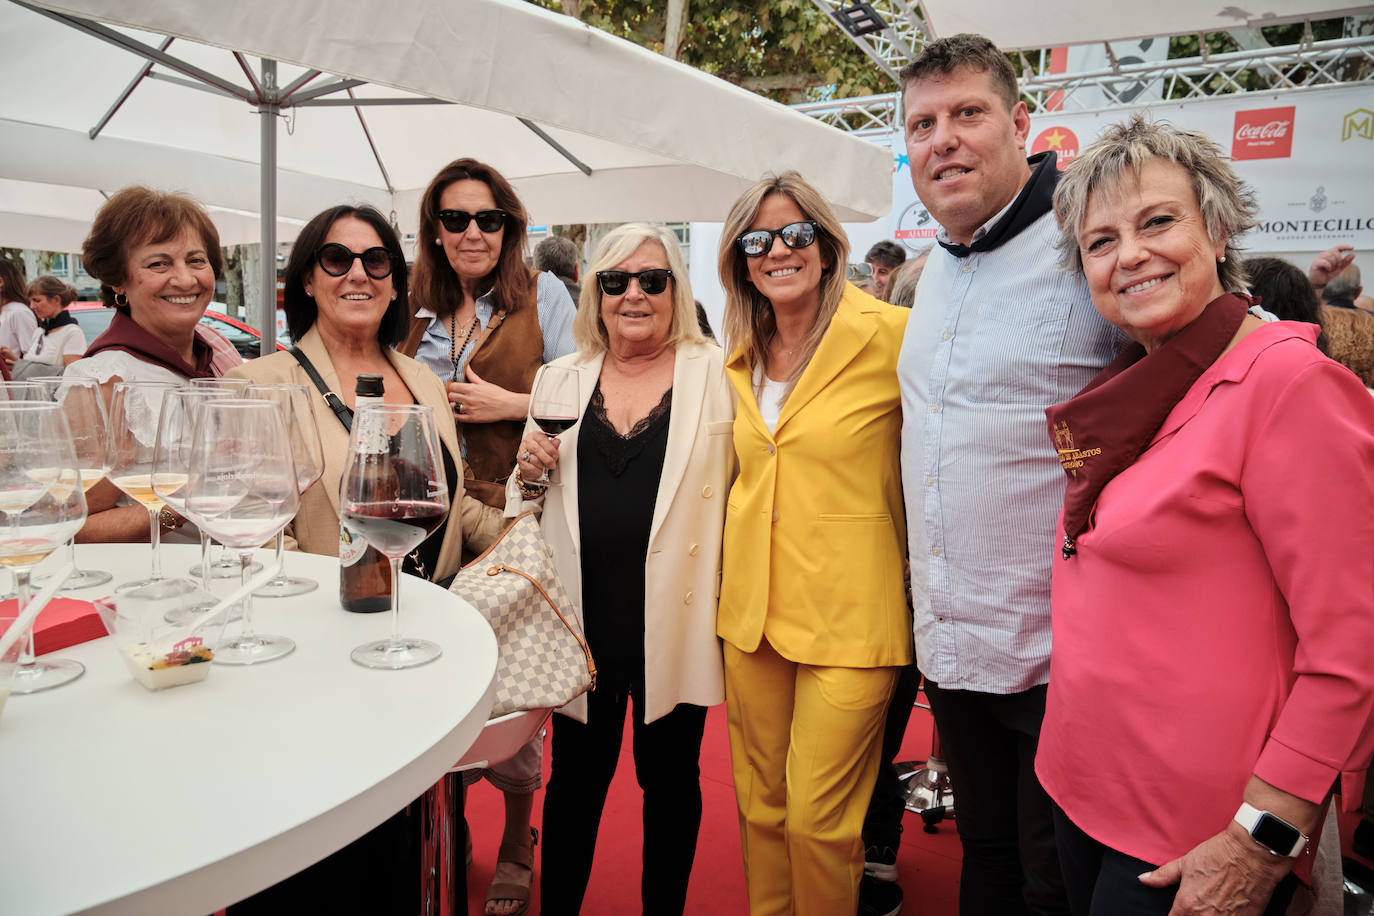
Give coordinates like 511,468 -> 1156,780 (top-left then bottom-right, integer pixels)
226,325 -> 502,582
717,284 -> 912,668
506,340 -> 737,724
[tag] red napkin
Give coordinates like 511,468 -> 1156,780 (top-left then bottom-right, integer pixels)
0,596 -> 106,655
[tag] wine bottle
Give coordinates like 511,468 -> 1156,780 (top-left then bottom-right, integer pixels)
339,375 -> 392,613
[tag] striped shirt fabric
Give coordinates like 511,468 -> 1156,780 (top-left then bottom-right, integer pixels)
898,208 -> 1121,693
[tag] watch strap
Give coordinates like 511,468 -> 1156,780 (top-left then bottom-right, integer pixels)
1234,802 -> 1307,857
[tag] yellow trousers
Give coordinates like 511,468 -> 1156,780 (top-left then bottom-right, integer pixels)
724,638 -> 898,916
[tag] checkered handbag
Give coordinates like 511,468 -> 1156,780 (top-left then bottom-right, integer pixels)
449,510 -> 596,718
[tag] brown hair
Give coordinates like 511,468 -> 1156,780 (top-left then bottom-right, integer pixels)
26,275 -> 78,307
411,158 -> 532,318
718,171 -> 849,399
899,33 -> 1020,114
81,186 -> 223,310
0,259 -> 27,306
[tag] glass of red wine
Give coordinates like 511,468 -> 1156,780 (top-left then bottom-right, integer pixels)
340,403 -> 449,670
529,366 -> 580,486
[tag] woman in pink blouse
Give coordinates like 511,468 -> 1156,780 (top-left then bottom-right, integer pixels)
1036,116 -> 1374,916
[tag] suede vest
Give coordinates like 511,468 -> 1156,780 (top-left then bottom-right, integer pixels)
401,278 -> 543,507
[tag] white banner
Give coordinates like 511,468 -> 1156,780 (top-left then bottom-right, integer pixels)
888,84 -> 1374,253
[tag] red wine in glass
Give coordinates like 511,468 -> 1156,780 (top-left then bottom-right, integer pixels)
533,416 -> 577,436
340,500 -> 446,558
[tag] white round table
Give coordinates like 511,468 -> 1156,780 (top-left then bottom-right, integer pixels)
1,543 -> 497,915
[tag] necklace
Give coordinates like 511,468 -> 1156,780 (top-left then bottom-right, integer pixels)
769,330 -> 798,356
449,309 -> 481,381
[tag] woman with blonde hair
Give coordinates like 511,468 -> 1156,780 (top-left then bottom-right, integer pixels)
716,172 -> 911,915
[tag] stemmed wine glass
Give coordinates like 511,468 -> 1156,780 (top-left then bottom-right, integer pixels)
107,379 -> 182,595
0,401 -> 89,693
187,377 -> 259,580
30,377 -> 113,590
341,403 -> 449,669
528,366 -> 581,485
187,399 -> 299,665
246,384 -> 324,598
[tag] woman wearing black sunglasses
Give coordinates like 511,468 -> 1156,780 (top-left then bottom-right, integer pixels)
715,172 -> 912,915
509,222 -> 734,915
404,158 -> 577,916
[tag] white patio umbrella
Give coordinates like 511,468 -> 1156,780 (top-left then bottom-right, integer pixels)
1,0 -> 891,351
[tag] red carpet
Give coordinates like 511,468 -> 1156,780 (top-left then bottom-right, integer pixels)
464,702 -> 963,915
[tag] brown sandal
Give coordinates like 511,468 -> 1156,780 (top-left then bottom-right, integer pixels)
484,827 -> 537,916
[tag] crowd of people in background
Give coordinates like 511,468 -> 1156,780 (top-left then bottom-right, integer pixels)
7,28 -> 1374,916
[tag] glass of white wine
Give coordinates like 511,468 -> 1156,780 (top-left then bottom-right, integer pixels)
30,377 -> 113,590
107,380 -> 182,595
0,401 -> 89,693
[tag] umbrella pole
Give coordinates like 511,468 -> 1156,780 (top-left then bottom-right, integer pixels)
259,59 -> 278,358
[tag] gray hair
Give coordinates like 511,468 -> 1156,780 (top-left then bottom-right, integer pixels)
1325,264 -> 1362,301
533,235 -> 579,279
1053,115 -> 1257,293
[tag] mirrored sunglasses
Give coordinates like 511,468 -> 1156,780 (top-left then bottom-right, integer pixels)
596,268 -> 673,296
437,209 -> 508,234
735,220 -> 820,258
316,243 -> 393,279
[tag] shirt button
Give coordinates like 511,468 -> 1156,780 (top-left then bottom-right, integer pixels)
701,485 -> 713,498
937,616 -> 946,623
931,547 -> 942,557
767,443 -> 776,455
925,477 -> 934,487
961,262 -> 973,273
772,509 -> 780,523
930,404 -> 940,413
684,591 -> 694,605
689,544 -> 699,556
942,332 -> 952,341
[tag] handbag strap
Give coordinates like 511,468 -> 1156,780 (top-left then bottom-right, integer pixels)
485,562 -> 598,691
289,346 -> 354,432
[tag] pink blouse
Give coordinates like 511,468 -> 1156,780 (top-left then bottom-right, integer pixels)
1036,322 -> 1374,867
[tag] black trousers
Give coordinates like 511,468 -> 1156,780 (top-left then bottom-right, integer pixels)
1053,805 -> 1298,916
862,662 -> 923,851
922,677 -> 1069,916
540,684 -> 708,916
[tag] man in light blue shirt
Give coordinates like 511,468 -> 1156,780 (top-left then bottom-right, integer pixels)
892,34 -> 1119,916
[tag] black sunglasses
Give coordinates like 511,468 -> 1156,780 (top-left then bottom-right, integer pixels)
315,243 -> 393,279
436,209 -> 508,234
735,220 -> 820,258
596,269 -> 673,296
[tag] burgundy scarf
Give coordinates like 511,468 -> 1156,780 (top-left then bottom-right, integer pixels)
1044,293 -> 1250,559
83,309 -> 217,379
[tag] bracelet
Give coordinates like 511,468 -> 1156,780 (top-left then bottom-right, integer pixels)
516,475 -> 547,499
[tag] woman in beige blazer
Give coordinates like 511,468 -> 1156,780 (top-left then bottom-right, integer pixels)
509,224 -> 736,915
226,204 -> 501,581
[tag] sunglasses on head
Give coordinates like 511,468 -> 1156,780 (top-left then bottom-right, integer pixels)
596,268 -> 673,296
735,220 -> 820,258
436,209 -> 508,234
315,243 -> 393,279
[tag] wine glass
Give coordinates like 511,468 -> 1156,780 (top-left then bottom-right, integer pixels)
107,380 -> 183,595
341,403 -> 449,669
187,399 -> 299,665
189,377 -> 250,395
246,384 -> 324,598
188,378 -> 257,580
0,401 -> 89,693
29,377 -> 113,590
0,381 -> 46,402
528,366 -> 581,485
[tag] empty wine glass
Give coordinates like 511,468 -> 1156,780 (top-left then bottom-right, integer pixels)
246,384 -> 324,598
188,378 -> 258,580
30,377 -> 113,590
107,380 -> 182,595
341,403 -> 449,669
189,377 -> 250,395
187,399 -> 300,665
528,366 -> 581,485
0,381 -> 46,402
0,401 -> 89,693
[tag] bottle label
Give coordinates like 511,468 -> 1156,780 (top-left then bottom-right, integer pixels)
339,524 -> 368,567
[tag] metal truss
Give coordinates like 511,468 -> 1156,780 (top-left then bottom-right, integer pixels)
792,34 -> 1374,136
806,0 -> 929,82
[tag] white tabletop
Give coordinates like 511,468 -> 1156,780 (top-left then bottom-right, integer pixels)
1,543 -> 497,916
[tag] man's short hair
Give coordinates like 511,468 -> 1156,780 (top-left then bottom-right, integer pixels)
864,240 -> 906,270
898,33 -> 1020,113
533,235 -> 579,279
1325,264 -> 1363,301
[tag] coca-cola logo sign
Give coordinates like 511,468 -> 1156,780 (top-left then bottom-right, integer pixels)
1232,106 -> 1296,160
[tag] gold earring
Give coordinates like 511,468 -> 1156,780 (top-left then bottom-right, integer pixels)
114,291 -> 128,307
1218,254 -> 1227,263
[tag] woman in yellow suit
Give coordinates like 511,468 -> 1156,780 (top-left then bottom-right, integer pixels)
717,171 -> 912,915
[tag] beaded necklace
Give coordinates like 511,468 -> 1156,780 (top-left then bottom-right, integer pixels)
449,309 -> 481,381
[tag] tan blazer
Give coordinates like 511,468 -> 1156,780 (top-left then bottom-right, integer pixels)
227,325 -> 502,582
506,339 -> 737,724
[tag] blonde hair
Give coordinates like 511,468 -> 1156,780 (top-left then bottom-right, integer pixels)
572,223 -> 705,355
718,172 -> 849,398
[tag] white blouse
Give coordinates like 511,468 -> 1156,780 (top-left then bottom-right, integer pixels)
24,323 -> 87,364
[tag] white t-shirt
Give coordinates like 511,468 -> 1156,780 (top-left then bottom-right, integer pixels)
0,300 -> 37,354
751,366 -> 787,434
24,323 -> 87,364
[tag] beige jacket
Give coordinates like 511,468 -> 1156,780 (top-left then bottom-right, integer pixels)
505,339 -> 737,724
227,325 -> 503,582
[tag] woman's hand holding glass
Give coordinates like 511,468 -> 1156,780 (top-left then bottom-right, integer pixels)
525,366 -> 580,486
246,384 -> 324,598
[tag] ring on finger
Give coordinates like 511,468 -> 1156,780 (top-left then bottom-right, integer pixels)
456,402 -> 464,414
520,450 -> 532,462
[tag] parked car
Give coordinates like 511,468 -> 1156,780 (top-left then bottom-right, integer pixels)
68,302 -> 286,361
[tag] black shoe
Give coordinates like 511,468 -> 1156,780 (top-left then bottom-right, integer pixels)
1355,818 -> 1374,859
863,843 -> 899,882
858,874 -> 902,916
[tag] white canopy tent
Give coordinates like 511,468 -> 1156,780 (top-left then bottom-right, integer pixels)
0,0 -> 891,350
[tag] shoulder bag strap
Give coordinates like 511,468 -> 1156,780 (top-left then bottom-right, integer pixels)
289,346 -> 354,432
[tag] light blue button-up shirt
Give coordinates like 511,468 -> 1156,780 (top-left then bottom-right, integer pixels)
898,207 -> 1122,693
